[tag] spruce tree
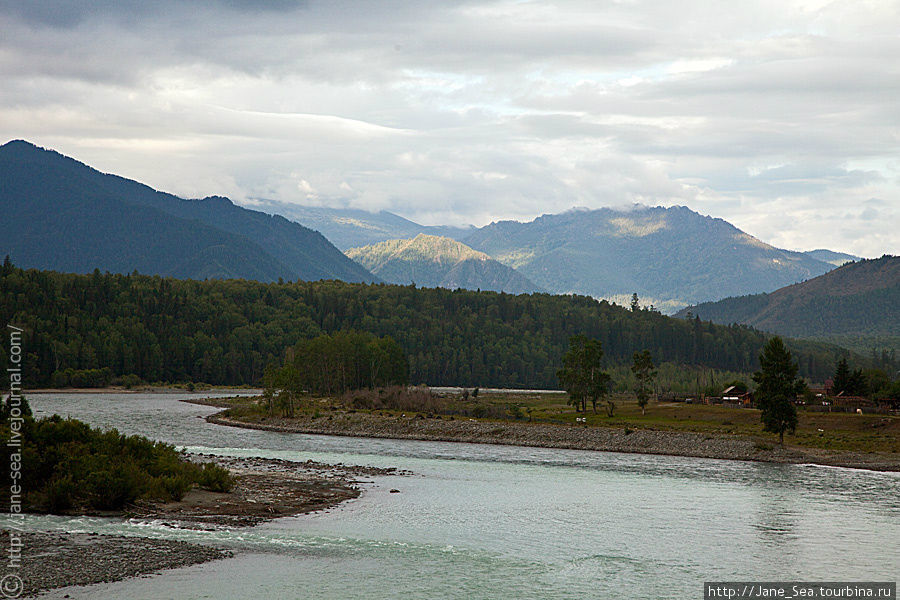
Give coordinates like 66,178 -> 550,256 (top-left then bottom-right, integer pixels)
752,337 -> 805,445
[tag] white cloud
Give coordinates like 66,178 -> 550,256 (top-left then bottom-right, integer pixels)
0,0 -> 897,256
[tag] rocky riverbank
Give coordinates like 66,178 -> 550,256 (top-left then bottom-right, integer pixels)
207,410 -> 900,471
125,453 -> 401,527
5,454 -> 403,596
0,531 -> 230,598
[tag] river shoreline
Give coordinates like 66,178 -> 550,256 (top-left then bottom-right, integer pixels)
5,454 -> 398,597
205,409 -> 900,472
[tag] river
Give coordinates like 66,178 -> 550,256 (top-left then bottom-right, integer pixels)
16,393 -> 900,599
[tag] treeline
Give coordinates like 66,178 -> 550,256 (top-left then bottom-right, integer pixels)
268,331 -> 407,394
0,264 -> 861,389
263,331 -> 407,417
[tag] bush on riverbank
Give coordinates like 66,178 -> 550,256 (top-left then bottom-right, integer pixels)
0,396 -> 234,514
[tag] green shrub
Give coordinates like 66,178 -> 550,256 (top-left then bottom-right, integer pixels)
111,373 -> 144,389
197,463 -> 235,493
45,475 -> 77,514
155,474 -> 194,502
86,462 -> 146,510
0,412 -> 237,514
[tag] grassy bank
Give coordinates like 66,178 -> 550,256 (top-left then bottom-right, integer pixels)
204,390 -> 900,456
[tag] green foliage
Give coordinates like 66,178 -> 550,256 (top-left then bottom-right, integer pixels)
752,337 -> 804,444
631,350 -> 657,414
0,262 -> 852,391
830,360 -> 897,403
113,373 -> 145,389
341,386 -> 439,412
49,367 -> 113,388
557,336 -> 612,414
0,409 -> 234,514
196,463 -> 235,493
723,379 -> 749,394
0,394 -> 31,421
832,357 -> 867,396
263,331 -> 408,415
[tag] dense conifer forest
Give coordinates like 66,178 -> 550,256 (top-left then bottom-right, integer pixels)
0,262 -> 859,389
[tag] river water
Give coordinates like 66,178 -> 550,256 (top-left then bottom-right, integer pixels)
15,393 -> 900,599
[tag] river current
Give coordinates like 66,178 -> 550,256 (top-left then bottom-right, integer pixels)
13,393 -> 900,599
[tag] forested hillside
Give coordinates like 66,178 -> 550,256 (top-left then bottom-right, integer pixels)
678,256 -> 899,346
0,263 -> 853,390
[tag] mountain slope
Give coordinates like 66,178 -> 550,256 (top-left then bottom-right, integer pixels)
346,234 -> 542,294
0,140 -> 376,283
462,205 -> 835,312
675,256 -> 899,341
802,249 -> 860,266
252,200 -> 474,250
0,143 -> 291,280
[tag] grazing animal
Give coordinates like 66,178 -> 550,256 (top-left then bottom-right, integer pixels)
856,408 -> 863,415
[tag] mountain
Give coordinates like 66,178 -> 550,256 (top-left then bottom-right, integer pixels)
676,255 -> 899,355
250,199 -> 474,250
0,140 -> 376,283
802,249 -> 860,266
346,234 -> 543,294
461,205 -> 836,312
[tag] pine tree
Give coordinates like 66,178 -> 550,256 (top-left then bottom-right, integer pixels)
833,357 -> 851,395
752,337 -> 805,445
631,350 -> 656,415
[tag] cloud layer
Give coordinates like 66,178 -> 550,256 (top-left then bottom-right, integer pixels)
2,0 -> 897,256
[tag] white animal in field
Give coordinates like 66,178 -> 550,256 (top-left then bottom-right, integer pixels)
856,408 -> 863,415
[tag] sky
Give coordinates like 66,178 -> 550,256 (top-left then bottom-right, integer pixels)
1,0 -> 898,257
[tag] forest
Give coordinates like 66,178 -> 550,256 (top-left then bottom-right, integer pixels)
0,262 -> 879,390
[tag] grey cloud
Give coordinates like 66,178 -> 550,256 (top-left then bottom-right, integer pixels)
0,0 -> 308,28
0,0 -> 897,256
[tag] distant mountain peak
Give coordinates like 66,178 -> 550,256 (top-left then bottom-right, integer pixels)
802,248 -> 861,266
348,234 -> 490,266
462,203 -> 838,311
346,235 -> 541,294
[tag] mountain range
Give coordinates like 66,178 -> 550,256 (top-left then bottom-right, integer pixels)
250,199 -> 473,250
465,207 -> 837,312
2,140 -> 861,312
346,234 -> 543,294
802,249 -> 860,266
0,141 -> 376,283
676,255 -> 899,351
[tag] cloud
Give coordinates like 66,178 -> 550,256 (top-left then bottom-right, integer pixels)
0,0 -> 897,256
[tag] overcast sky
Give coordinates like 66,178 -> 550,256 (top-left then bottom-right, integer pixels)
1,0 -> 897,256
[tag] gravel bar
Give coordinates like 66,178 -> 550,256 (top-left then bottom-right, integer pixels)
0,530 -> 230,598
208,411 -> 900,471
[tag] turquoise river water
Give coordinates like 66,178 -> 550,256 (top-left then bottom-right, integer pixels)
11,393 -> 900,599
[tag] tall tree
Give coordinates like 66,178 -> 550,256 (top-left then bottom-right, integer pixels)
833,357 -> 851,395
833,357 -> 866,396
557,335 -> 611,414
263,362 -> 301,418
752,337 -> 805,445
630,293 -> 640,312
631,350 -> 657,415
